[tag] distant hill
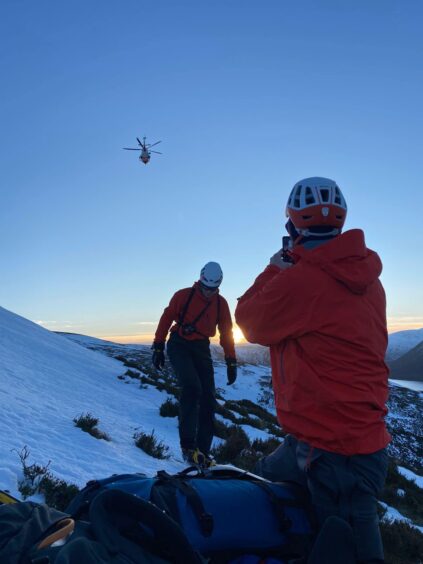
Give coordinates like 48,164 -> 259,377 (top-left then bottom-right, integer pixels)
389,340 -> 423,382
386,328 -> 423,363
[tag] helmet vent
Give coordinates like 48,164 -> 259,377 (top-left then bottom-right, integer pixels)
292,184 -> 302,208
319,188 -> 330,203
334,186 -> 342,205
305,186 -> 316,205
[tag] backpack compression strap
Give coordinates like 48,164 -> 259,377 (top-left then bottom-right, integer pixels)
156,471 -> 213,537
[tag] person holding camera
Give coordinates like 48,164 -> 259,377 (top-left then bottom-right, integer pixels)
152,262 -> 237,465
235,178 -> 390,563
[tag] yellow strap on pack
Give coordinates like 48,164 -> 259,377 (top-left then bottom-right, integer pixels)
0,490 -> 19,505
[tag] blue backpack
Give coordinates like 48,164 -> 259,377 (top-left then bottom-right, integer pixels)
66,465 -> 314,562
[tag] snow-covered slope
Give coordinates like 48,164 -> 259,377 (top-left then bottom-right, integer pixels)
0,308 -> 270,499
386,328 -> 423,363
0,307 -> 185,496
60,332 -> 423,472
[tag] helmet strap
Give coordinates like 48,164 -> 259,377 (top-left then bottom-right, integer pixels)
285,219 -> 305,246
297,227 -> 341,237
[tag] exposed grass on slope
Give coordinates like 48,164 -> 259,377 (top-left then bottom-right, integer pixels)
133,430 -> 170,460
15,446 -> 80,511
73,413 -> 111,442
159,398 -> 179,417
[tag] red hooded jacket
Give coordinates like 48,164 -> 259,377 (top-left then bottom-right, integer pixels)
155,282 -> 236,358
235,229 -> 390,455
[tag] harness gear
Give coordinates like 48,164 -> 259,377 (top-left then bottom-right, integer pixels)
177,286 -> 220,338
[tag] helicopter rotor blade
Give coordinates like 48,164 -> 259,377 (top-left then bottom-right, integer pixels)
151,151 -> 162,154
136,137 -> 143,146
148,141 -> 162,148
123,148 -> 140,150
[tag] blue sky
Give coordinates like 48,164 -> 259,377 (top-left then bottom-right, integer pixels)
1,0 -> 422,342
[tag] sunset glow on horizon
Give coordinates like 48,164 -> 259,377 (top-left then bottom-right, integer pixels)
94,317 -> 423,346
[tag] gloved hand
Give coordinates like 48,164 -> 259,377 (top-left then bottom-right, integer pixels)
269,249 -> 294,270
152,342 -> 165,370
225,357 -> 237,385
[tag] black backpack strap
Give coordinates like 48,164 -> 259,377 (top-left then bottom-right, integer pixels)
189,298 -> 212,328
174,479 -> 214,537
253,480 -> 292,532
156,471 -> 213,537
177,286 -> 214,338
178,287 -> 196,326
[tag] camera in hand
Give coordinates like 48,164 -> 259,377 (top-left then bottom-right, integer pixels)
181,324 -> 196,336
281,236 -> 294,263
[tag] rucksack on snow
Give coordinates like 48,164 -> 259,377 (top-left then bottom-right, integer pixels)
0,465 -> 314,563
66,465 -> 313,561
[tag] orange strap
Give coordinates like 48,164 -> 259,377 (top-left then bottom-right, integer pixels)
37,518 -> 75,549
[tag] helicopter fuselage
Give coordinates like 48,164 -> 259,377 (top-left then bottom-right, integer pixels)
123,136 -> 160,165
140,150 -> 150,164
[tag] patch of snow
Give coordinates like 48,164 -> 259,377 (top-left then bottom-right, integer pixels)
398,466 -> 423,488
239,425 -> 271,442
389,380 -> 423,392
380,502 -> 423,534
215,413 -> 234,424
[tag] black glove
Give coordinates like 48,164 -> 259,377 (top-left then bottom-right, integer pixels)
225,357 -> 237,385
152,342 -> 165,370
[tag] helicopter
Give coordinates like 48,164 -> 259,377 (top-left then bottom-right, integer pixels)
123,136 -> 162,164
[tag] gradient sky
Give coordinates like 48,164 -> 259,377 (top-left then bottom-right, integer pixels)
1,0 -> 422,343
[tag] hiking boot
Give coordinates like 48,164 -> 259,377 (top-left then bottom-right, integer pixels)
203,454 -> 216,468
181,448 -> 207,466
181,448 -> 216,468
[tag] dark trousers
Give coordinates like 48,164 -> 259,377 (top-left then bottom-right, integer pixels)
167,333 -> 216,455
254,435 -> 388,563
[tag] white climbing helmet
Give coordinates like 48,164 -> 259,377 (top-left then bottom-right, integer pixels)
200,262 -> 223,288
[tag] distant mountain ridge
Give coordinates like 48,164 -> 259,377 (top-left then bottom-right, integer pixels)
389,340 -> 423,382
58,328 -> 423,381
386,327 -> 423,363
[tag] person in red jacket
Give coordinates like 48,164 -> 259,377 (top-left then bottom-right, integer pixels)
152,262 -> 237,465
236,178 -> 390,563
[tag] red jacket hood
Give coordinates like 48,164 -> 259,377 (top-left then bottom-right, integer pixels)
292,229 -> 383,295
